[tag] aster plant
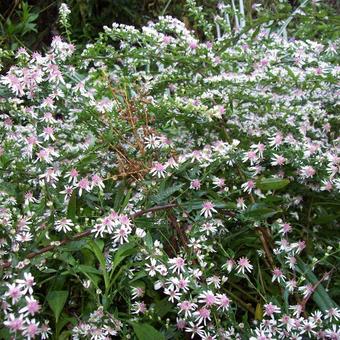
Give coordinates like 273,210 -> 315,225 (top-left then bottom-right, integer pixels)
0,1 -> 339,339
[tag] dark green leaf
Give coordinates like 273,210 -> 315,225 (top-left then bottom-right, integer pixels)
244,203 -> 280,219
67,191 -> 77,222
131,323 -> 165,340
151,183 -> 183,203
47,291 -> 68,322
154,298 -> 173,318
256,178 -> 290,191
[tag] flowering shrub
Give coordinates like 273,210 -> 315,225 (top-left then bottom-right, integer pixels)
0,1 -> 339,339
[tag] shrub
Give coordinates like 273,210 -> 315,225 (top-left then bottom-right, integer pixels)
0,1 -> 339,339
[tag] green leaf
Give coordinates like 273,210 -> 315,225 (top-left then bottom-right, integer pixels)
59,331 -> 73,340
58,252 -> 77,266
0,327 -> 10,338
131,323 -> 165,340
67,191 -> 77,222
62,239 -> 87,252
314,214 -> 339,224
256,178 -> 290,191
121,189 -> 132,211
87,240 -> 109,292
244,203 -> 280,219
109,242 -> 137,286
47,291 -> 68,323
77,264 -> 102,275
151,183 -> 183,203
0,182 -> 17,196
154,298 -> 173,318
113,182 -> 128,211
130,271 -> 147,282
145,232 -> 153,248
56,316 -> 77,336
255,303 -> 263,320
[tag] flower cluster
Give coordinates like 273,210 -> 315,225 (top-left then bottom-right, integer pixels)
0,1 -> 339,339
2,273 -> 51,339
92,210 -> 134,243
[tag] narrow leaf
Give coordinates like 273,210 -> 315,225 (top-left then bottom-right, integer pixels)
67,191 -> 77,222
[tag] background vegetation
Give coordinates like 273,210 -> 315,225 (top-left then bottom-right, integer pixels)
1,0 -> 339,53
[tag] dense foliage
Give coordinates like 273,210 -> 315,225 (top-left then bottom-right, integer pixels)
0,0 -> 339,52
0,1 -> 339,339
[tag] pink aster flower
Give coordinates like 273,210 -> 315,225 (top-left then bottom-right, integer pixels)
237,257 -> 253,274
286,279 -> 297,292
285,256 -> 297,270
36,148 -> 52,163
41,126 -> 55,141
216,293 -> 231,311
92,216 -> 114,237
189,40 -> 198,50
212,177 -> 225,188
198,290 -> 216,307
185,321 -> 205,338
22,319 -> 40,338
279,222 -> 292,235
271,154 -> 286,166
150,162 -> 167,178
243,150 -> 258,165
16,272 -> 35,295
132,301 -> 147,314
176,318 -> 186,330
291,240 -> 306,254
55,218 -> 74,233
166,157 -> 179,169
4,314 -> 24,333
178,300 -> 197,318
77,177 -> 91,196
272,267 -> 286,283
24,192 -> 37,205
251,142 -> 266,158
320,180 -> 333,191
131,287 -> 144,300
145,258 -> 158,277
299,283 -> 315,299
112,225 -> 132,244
91,174 -> 105,190
163,35 -> 172,45
168,257 -> 186,274
236,197 -> 247,210
225,258 -> 236,272
269,133 -> 284,149
241,180 -> 255,193
194,307 -> 211,325
40,321 -> 51,339
264,302 -> 281,317
65,168 -> 79,185
190,179 -> 201,190
200,201 -> 217,218
19,296 -> 41,316
325,308 -> 340,321
173,275 -> 190,292
164,288 -> 181,302
5,283 -> 23,304
300,165 -> 316,179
